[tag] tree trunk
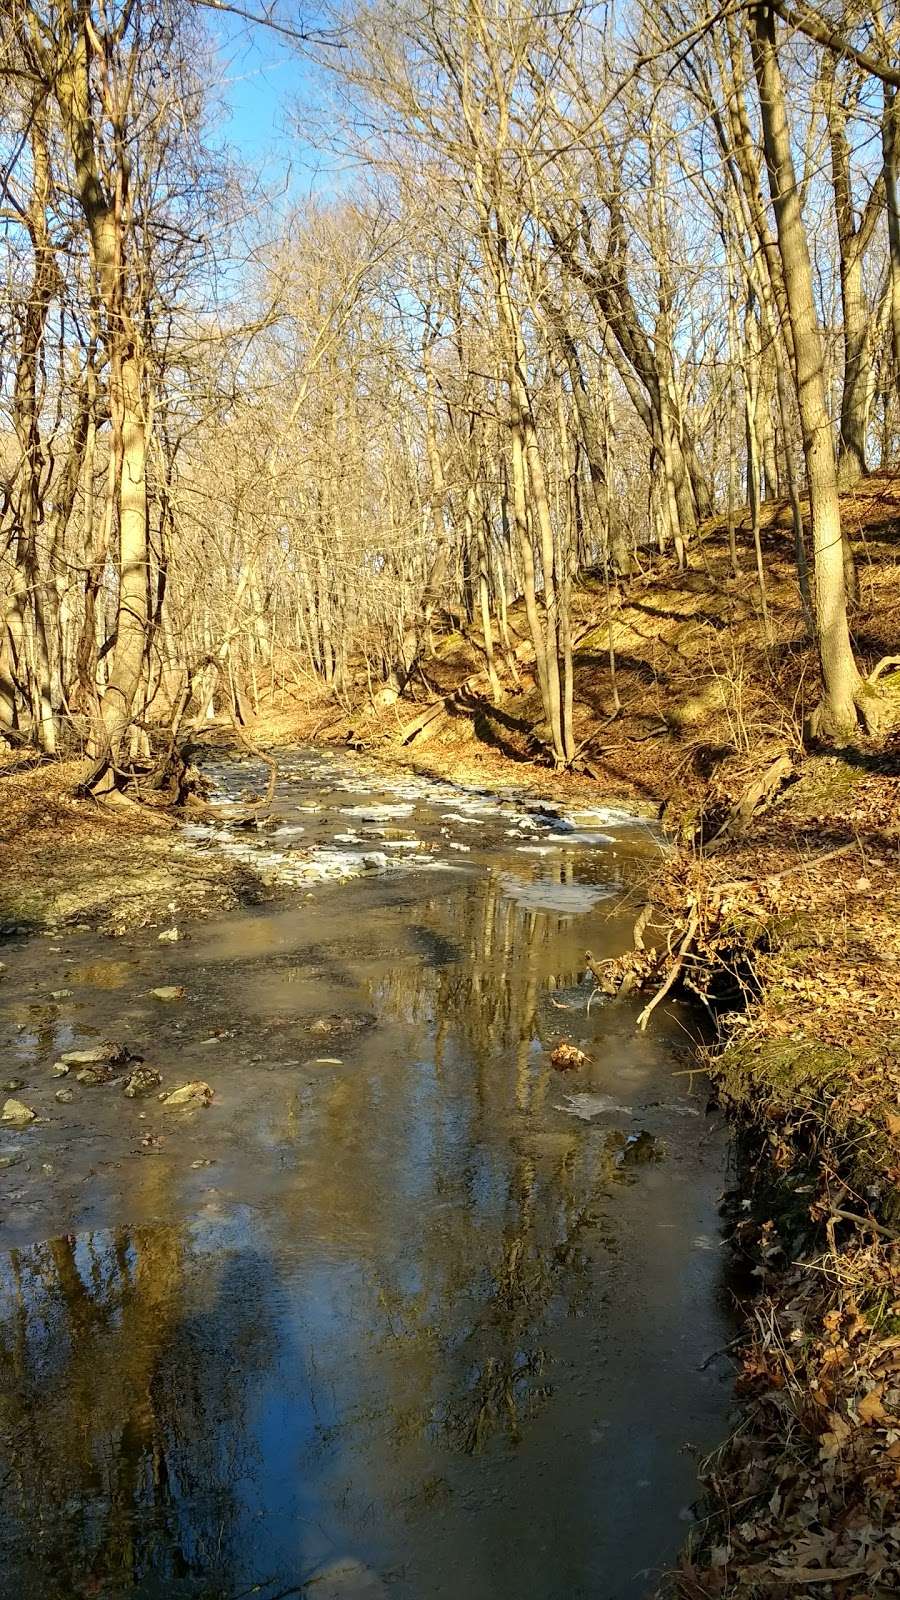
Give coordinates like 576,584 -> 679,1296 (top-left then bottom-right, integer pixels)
749,4 -> 868,736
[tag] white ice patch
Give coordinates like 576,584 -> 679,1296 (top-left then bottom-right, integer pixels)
340,803 -> 414,820
498,875 -> 616,914
558,1093 -> 634,1120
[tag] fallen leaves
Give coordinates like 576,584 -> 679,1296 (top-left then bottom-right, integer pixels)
549,1042 -> 590,1072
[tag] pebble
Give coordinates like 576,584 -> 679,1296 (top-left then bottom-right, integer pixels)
149,986 -> 186,1001
123,1067 -> 163,1099
161,1080 -> 213,1108
51,989 -> 73,1000
2,1077 -> 25,1092
55,1087 -> 76,1104
60,1042 -> 128,1066
1,1098 -> 36,1126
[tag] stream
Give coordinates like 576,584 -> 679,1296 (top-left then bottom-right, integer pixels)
0,750 -> 733,1600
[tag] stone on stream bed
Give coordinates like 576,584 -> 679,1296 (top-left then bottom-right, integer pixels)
75,1063 -> 118,1085
309,1013 -> 376,1039
149,986 -> 186,1001
123,1067 -> 163,1098
2,1098 -> 36,1126
60,1041 -> 131,1067
2,1077 -> 25,1092
55,1087 -> 77,1104
303,1558 -> 387,1599
160,1081 -> 213,1108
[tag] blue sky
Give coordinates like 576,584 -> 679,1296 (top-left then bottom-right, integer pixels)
208,10 -> 339,198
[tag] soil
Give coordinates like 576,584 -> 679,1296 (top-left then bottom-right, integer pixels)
0,754 -> 268,935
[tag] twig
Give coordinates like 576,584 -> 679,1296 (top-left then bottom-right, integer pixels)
636,901 -> 700,1031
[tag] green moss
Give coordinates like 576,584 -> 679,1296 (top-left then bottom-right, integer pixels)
717,1035 -> 848,1112
782,754 -> 866,819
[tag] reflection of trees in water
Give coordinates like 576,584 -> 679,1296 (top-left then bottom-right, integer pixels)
0,869 -> 655,1582
0,1180 -> 275,1598
282,874 -> 630,1464
372,870 -> 593,1069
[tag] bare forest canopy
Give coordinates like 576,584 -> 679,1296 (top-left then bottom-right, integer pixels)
2,0 -> 900,790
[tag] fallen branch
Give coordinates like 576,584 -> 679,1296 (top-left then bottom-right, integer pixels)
636,901 -> 700,1031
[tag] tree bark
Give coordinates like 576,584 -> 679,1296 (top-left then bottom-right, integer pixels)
748,4 -> 868,736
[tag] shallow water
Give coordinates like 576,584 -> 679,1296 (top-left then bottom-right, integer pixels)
0,750 -> 731,1600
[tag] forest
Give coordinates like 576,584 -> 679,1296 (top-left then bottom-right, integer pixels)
2,0 -> 899,783
2,4 -> 900,1599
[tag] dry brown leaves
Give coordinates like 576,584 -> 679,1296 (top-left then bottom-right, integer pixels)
676,1239 -> 900,1599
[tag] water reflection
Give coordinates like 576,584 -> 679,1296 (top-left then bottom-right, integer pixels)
0,766 -> 727,1600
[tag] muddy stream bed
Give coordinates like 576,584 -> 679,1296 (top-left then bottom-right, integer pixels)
0,750 -> 733,1600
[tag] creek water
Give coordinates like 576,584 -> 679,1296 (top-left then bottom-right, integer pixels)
0,750 -> 732,1600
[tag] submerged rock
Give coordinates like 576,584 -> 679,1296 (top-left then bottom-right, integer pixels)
161,1080 -> 213,1108
75,1063 -> 117,1085
304,1558 -> 387,1599
123,1067 -> 163,1098
51,1062 -> 70,1078
2,1077 -> 25,1092
149,986 -> 186,1001
2,1098 -> 36,1126
55,1087 -> 77,1104
60,1041 -> 130,1067
50,989 -> 73,1000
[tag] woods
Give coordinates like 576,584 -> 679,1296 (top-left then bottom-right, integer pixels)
1,0 -> 899,780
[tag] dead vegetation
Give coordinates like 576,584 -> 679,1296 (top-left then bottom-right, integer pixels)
0,753 -> 266,934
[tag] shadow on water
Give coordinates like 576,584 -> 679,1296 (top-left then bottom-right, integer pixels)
0,751 -> 733,1600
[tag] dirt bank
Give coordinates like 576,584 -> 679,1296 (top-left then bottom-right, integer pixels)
0,754 -> 269,935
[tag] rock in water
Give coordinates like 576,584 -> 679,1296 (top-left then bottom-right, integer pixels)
149,986 -> 186,1001
309,1013 -> 375,1039
303,1558 -> 387,1599
1,1099 -> 36,1126
75,1063 -> 117,1085
2,1078 -> 25,1092
158,928 -> 180,943
55,1087 -> 76,1104
123,1067 -> 163,1099
161,1081 -> 213,1108
60,1041 -> 130,1067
